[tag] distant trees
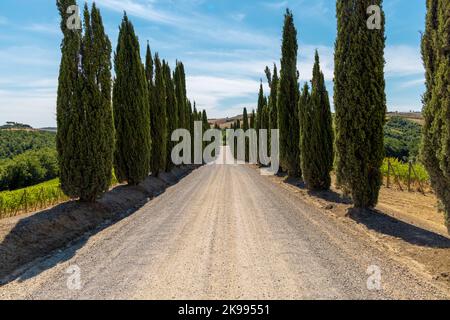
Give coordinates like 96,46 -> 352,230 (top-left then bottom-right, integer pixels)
56,2 -> 115,202
243,108 -> 249,161
266,64 -> 279,134
277,9 -> 300,177
0,130 -> 55,159
163,61 -> 177,171
299,52 -> 333,190
421,0 -> 450,232
113,14 -> 151,185
0,148 -> 58,191
150,54 -> 168,175
334,0 -> 386,208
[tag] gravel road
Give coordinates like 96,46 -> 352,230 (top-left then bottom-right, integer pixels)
0,148 -> 448,299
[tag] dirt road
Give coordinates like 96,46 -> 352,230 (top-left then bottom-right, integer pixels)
0,148 -> 448,299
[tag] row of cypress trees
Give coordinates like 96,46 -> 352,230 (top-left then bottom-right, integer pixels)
56,1 -> 206,202
253,5 -> 385,209
254,9 -> 334,191
421,0 -> 450,232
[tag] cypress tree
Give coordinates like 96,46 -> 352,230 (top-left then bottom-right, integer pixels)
56,0 -> 82,199
250,109 -> 256,129
421,0 -> 450,232
300,52 -> 333,190
163,61 -> 178,170
145,42 -> 154,87
56,1 -> 114,201
256,81 -> 265,134
174,62 -> 187,130
150,54 -> 168,174
113,14 -> 151,185
243,108 -> 249,161
334,0 -> 386,208
268,64 -> 279,131
277,9 -> 300,177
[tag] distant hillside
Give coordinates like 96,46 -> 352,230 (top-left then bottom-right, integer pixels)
0,122 -> 33,130
210,111 -> 424,129
0,130 -> 56,160
384,116 -> 422,161
209,114 -> 253,129
386,112 -> 424,125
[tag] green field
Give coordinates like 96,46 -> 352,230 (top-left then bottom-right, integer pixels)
0,179 -> 68,219
381,158 -> 430,188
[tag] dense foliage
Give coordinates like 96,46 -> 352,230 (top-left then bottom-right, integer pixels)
384,117 -> 422,161
334,0 -> 386,208
277,9 -> 300,177
113,14 -> 152,184
0,148 -> 58,191
421,0 -> 450,232
56,2 -> 115,201
0,130 -> 55,160
299,52 -> 334,190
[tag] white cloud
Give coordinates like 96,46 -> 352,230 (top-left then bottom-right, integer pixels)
398,78 -> 425,89
0,46 -> 58,67
23,23 -> 60,35
262,1 -> 289,10
0,16 -> 7,25
94,0 -> 183,25
230,13 -> 246,22
186,75 -> 266,117
0,89 -> 56,128
385,45 -> 424,76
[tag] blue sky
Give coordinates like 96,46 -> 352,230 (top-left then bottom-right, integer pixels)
0,0 -> 426,128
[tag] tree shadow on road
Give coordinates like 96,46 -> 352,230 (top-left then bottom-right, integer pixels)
347,208 -> 450,249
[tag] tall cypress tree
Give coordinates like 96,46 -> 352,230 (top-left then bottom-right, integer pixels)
334,0 -> 386,208
145,42 -> 154,87
56,0 -> 82,199
267,64 -> 279,131
277,9 -> 300,177
174,61 -> 187,130
250,109 -> 256,129
56,1 -> 114,201
421,0 -> 450,232
300,52 -> 333,190
113,14 -> 151,185
163,61 -> 178,170
256,81 -> 265,134
150,53 -> 168,174
243,107 -> 249,161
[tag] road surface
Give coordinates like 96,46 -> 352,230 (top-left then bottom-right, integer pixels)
0,147 -> 448,299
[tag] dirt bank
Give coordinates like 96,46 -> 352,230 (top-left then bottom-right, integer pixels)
0,165 -> 198,283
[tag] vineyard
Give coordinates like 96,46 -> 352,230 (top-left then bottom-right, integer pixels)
0,179 -> 68,219
381,158 -> 430,192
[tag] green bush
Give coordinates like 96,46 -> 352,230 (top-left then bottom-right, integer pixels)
0,130 -> 55,160
381,158 -> 429,185
384,116 -> 421,161
0,148 -> 59,191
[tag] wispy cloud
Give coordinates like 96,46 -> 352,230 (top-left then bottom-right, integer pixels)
230,13 -> 246,22
398,78 -> 425,89
385,45 -> 424,76
94,0 -> 183,25
0,16 -> 7,25
22,23 -> 60,35
262,1 -> 288,10
187,75 -> 267,116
